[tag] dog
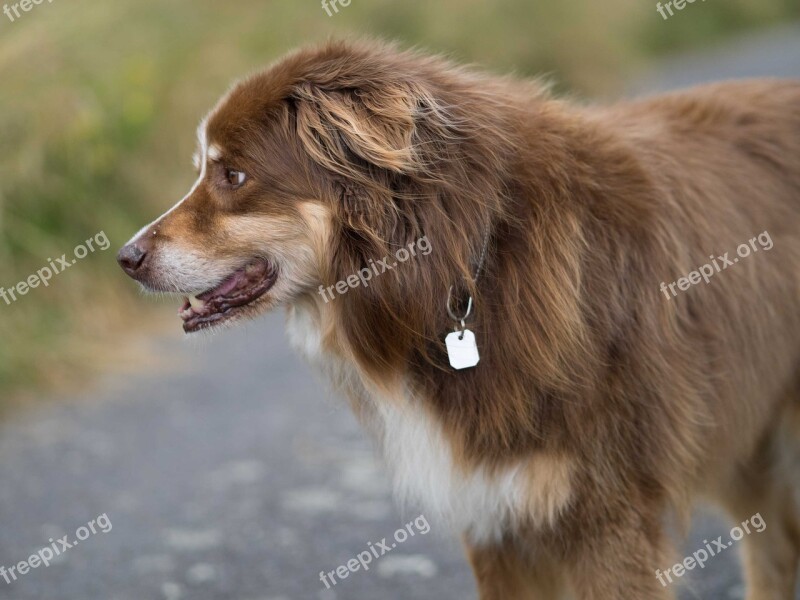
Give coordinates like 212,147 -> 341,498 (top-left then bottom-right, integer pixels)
117,40 -> 800,599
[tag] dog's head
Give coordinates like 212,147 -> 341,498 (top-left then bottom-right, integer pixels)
118,41 -> 507,338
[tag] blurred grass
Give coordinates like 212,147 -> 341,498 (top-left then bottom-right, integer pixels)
0,0 -> 797,399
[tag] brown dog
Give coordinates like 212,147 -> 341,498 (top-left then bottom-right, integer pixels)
117,40 -> 800,599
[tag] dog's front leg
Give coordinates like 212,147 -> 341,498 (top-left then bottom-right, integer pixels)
464,537 -> 568,600
564,513 -> 677,600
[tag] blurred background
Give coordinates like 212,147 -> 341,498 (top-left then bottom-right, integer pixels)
0,1 -> 798,599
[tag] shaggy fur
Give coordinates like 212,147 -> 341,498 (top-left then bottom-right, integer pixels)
118,40 -> 800,599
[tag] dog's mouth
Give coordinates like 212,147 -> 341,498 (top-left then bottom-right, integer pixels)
178,258 -> 278,333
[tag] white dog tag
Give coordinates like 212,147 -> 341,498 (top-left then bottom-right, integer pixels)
445,329 -> 480,369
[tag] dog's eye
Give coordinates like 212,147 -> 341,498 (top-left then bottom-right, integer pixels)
225,168 -> 247,188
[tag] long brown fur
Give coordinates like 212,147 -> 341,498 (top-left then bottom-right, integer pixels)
120,40 -> 800,599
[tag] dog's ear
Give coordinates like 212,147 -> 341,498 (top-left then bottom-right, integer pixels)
293,81 -> 421,178
292,80 -> 437,258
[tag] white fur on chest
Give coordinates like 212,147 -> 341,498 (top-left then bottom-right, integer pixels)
376,398 -> 525,543
285,305 -> 526,543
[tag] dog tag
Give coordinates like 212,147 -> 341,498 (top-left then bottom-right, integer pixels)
445,329 -> 480,369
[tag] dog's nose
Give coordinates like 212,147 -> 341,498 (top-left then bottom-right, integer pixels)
117,242 -> 148,276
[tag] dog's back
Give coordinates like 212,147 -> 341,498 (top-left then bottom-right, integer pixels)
589,79 -> 800,470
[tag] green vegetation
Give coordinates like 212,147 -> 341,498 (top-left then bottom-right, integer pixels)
0,0 -> 796,397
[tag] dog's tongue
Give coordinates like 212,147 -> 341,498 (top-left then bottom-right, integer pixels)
197,270 -> 244,301
179,261 -> 274,320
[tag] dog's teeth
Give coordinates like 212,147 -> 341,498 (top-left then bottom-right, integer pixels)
188,295 -> 206,310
